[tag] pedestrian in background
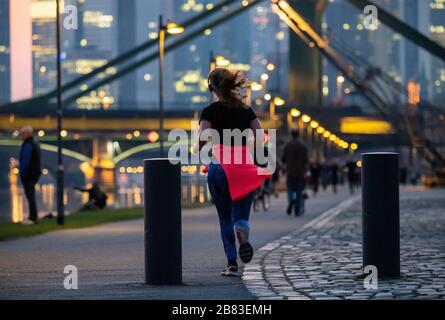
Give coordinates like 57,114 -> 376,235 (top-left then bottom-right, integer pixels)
282,129 -> 308,216
320,160 -> 331,191
19,126 -> 41,225
330,158 -> 339,194
344,156 -> 358,194
309,160 -> 321,197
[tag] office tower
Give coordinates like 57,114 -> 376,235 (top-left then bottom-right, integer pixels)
429,0 -> 445,103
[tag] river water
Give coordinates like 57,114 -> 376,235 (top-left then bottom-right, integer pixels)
0,153 -> 210,223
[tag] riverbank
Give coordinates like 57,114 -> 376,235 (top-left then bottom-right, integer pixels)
0,202 -> 210,242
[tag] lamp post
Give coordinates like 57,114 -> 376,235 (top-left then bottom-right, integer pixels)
158,16 -> 184,157
248,82 -> 263,107
209,51 -> 215,72
270,96 -> 284,120
56,0 -> 64,225
301,114 -> 311,143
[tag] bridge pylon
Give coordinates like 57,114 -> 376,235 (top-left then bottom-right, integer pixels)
288,0 -> 327,106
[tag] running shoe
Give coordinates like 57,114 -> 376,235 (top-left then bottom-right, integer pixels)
221,265 -> 239,277
237,229 -> 254,263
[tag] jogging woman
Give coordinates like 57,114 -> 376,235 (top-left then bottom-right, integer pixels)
199,68 -> 268,277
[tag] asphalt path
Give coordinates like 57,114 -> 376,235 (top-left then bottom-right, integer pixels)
0,187 -> 352,299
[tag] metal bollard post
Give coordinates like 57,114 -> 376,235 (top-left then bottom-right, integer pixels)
144,158 -> 182,285
362,152 -> 400,278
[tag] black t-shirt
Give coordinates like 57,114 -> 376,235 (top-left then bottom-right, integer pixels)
199,102 -> 257,146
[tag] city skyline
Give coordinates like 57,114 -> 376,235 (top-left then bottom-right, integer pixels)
0,0 -> 444,109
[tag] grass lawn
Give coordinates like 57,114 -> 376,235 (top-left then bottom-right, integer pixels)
0,208 -> 144,242
0,202 -> 210,242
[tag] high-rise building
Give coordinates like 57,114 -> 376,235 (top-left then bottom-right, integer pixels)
429,0 -> 445,104
0,0 -> 10,103
28,0 -> 119,109
170,0 -> 287,109
61,0 -> 119,109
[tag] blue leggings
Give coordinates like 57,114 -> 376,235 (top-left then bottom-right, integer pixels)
207,163 -> 254,261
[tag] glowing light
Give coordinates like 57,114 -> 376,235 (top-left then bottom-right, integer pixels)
261,73 -> 269,81
323,131 -> 331,138
133,130 -> 141,138
302,115 -> 311,123
350,143 -> 359,151
310,121 -> 319,129
357,160 -> 362,168
317,127 -> 325,134
267,63 -> 275,71
337,76 -> 345,84
215,55 -> 230,67
126,133 -> 133,140
264,93 -> 271,101
290,108 -> 301,118
166,22 -> 185,35
273,97 -> 285,106
407,81 -> 420,105
38,130 -> 45,137
60,130 -> 68,138
250,82 -> 263,91
340,117 -> 394,135
80,162 -> 94,179
147,131 -> 160,143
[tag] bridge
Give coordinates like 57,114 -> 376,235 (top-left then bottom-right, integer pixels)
1,0 -> 444,188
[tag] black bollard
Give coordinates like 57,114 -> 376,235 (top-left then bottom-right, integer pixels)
144,158 -> 182,285
362,152 -> 400,278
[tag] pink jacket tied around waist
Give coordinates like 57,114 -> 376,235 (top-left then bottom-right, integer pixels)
207,144 -> 271,201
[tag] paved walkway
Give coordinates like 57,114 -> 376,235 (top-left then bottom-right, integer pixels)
0,187 -> 351,299
243,188 -> 445,300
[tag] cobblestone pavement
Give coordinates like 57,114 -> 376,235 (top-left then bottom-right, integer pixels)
243,188 -> 445,300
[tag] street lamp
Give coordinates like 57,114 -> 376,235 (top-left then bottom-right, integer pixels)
246,82 -> 263,107
269,97 -> 285,120
158,15 -> 184,157
55,0 -> 64,225
337,75 -> 345,100
250,82 -> 263,92
301,114 -> 311,124
290,108 -> 301,118
215,55 -> 231,67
